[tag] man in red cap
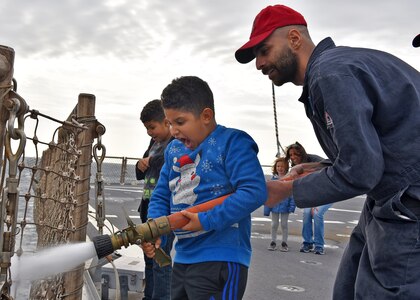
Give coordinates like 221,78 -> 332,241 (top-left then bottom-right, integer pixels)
235,4 -> 420,299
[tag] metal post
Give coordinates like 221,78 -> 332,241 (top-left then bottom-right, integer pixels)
0,45 -> 14,168
101,274 -> 109,300
120,275 -> 128,300
120,157 -> 127,185
64,93 -> 97,299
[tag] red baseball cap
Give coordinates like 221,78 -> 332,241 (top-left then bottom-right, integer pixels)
413,34 -> 420,48
235,5 -> 307,64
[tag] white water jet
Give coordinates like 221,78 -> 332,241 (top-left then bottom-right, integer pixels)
11,241 -> 97,282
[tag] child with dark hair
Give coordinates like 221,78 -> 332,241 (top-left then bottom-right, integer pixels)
142,76 -> 267,300
264,157 -> 296,252
136,99 -> 174,300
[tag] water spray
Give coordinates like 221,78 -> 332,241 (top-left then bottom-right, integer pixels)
92,194 -> 229,267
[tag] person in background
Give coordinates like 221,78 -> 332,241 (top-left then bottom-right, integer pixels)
264,157 -> 295,252
142,76 -> 267,300
413,34 -> 420,48
235,4 -> 420,299
285,142 -> 331,255
136,99 -> 175,300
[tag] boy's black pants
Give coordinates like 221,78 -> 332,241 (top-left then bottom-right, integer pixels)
171,261 -> 248,300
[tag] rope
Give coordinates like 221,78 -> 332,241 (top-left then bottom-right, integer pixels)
271,83 -> 285,157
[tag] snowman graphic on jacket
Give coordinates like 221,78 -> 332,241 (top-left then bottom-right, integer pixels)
169,153 -> 201,205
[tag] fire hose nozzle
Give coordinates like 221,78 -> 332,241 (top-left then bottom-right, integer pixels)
92,194 -> 231,267
92,216 -> 173,267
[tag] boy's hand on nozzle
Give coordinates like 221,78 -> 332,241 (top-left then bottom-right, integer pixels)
180,210 -> 203,231
141,238 -> 161,258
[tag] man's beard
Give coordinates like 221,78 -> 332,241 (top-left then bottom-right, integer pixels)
271,47 -> 298,86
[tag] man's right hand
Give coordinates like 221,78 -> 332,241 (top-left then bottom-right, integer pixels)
282,165 -> 305,181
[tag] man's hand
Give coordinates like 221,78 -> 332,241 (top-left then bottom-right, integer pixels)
180,210 -> 203,231
141,238 -> 161,258
311,207 -> 318,216
285,165 -> 304,180
137,157 -> 150,172
282,162 -> 327,181
265,180 -> 293,207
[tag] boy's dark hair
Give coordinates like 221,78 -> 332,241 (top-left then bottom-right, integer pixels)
140,99 -> 165,123
285,141 -> 308,165
161,76 -> 215,116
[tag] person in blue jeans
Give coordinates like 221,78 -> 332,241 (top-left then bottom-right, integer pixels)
286,142 -> 331,255
301,204 -> 331,255
136,99 -> 175,300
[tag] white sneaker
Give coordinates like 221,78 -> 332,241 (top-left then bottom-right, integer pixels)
268,241 -> 277,251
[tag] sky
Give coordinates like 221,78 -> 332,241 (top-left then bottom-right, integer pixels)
1,0 -> 419,165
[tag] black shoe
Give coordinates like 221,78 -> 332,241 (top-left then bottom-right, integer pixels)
299,243 -> 313,253
314,246 -> 325,255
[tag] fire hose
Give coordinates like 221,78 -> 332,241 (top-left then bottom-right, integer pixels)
91,170 -> 313,267
92,194 -> 229,267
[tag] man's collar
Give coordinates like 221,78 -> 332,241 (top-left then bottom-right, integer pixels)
299,37 -> 336,104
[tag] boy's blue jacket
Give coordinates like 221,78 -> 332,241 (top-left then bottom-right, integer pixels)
148,125 -> 267,267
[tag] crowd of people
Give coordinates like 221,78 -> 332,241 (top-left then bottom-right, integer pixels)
132,4 -> 419,300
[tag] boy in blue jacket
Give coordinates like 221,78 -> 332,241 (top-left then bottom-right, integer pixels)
142,76 -> 267,300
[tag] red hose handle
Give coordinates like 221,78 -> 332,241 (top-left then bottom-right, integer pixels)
167,194 -> 230,230
167,170 -> 314,229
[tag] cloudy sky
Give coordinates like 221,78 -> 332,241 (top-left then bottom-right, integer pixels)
1,0 -> 419,164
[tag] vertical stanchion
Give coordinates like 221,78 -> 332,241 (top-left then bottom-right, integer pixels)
0,45 -> 15,299
0,45 -> 14,168
64,93 -> 97,299
120,157 -> 127,185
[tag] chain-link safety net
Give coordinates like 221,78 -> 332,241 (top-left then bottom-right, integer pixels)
0,47 -> 106,299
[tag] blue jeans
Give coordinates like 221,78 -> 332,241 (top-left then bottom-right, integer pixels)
302,204 -> 332,248
143,232 -> 175,300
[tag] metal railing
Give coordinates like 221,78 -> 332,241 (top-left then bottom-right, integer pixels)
90,156 -> 141,186
91,157 -> 272,186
